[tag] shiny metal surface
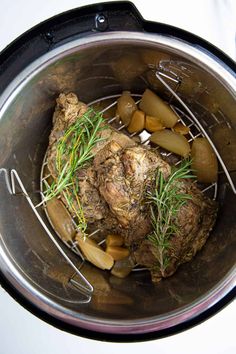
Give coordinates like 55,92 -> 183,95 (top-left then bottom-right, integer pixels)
0,168 -> 93,296
0,32 -> 235,334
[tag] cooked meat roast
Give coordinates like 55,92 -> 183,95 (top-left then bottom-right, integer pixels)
134,180 -> 217,281
46,92 -> 218,282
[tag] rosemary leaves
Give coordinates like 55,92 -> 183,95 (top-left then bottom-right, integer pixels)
44,108 -> 107,234
146,159 -> 194,276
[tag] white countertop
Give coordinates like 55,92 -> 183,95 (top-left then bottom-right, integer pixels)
0,0 -> 235,353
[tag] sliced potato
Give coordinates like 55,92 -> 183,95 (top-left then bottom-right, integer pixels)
173,122 -> 190,135
111,257 -> 134,278
145,115 -> 164,132
46,198 -> 76,242
150,129 -> 190,157
116,91 -> 137,126
106,234 -> 124,247
191,137 -> 218,183
106,246 -> 130,261
76,233 -> 114,270
127,110 -> 145,133
139,89 -> 178,128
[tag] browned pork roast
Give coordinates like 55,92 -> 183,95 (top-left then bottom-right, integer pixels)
46,92 -> 218,282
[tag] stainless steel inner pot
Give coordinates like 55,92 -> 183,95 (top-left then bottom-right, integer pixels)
0,31 -> 235,336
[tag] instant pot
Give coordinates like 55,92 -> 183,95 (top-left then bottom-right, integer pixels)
0,1 -> 235,342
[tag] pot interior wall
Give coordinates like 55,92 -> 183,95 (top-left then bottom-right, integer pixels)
0,39 -> 235,323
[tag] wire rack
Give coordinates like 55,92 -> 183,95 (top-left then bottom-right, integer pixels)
1,68 -> 236,298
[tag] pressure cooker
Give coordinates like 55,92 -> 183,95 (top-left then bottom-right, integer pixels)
0,1 -> 235,342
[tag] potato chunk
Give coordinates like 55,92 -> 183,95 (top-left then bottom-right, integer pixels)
145,115 -> 164,132
106,246 -> 130,261
116,91 -> 137,126
106,234 -> 124,247
173,122 -> 190,135
76,234 -> 114,270
191,138 -> 218,183
46,198 -> 75,242
150,129 -> 190,157
139,89 -> 178,128
127,110 -> 145,133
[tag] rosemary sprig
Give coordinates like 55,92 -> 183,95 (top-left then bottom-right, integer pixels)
44,108 -> 107,234
146,159 -> 194,276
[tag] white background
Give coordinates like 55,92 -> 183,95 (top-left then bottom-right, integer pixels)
0,0 -> 235,353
